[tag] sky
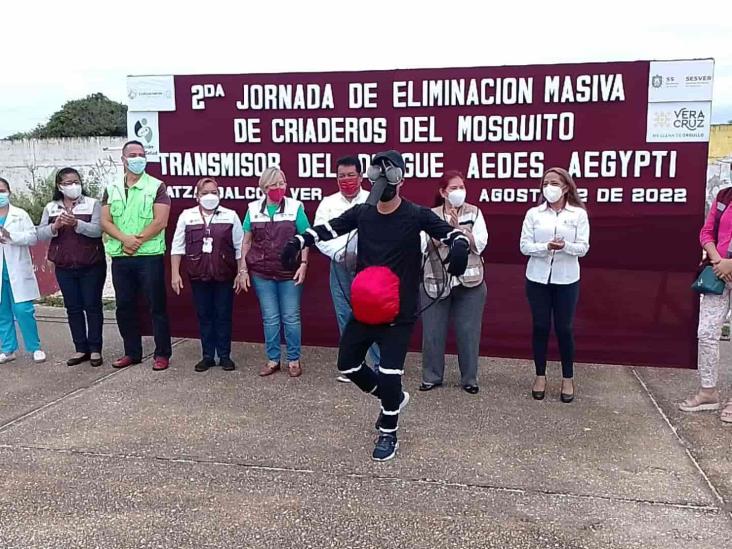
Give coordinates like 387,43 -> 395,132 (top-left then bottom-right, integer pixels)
1,0 -> 731,138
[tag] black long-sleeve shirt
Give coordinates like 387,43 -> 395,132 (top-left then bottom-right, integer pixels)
309,199 -> 465,323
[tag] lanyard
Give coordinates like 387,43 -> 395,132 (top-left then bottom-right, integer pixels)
199,207 -> 218,236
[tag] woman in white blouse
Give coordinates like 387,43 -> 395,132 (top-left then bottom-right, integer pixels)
520,168 -> 589,403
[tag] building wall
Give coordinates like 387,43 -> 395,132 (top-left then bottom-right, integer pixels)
709,124 -> 732,163
0,137 -> 126,192
707,124 -> 732,210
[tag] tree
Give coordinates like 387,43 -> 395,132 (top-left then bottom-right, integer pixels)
5,124 -> 43,140
5,93 -> 127,140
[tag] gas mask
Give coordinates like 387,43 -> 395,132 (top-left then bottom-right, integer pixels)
366,157 -> 403,206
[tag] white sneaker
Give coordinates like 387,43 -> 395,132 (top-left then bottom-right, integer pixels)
336,375 -> 352,383
0,352 -> 16,364
33,350 -> 47,363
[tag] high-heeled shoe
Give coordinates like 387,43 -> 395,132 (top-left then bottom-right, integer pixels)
560,379 -> 575,403
531,377 -> 546,400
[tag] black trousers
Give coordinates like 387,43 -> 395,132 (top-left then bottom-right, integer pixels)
55,262 -> 106,354
337,319 -> 413,433
112,255 -> 172,360
190,280 -> 234,361
525,279 -> 579,378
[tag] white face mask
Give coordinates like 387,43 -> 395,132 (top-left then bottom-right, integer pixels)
60,184 -> 82,200
199,193 -> 220,210
447,188 -> 466,208
542,185 -> 564,204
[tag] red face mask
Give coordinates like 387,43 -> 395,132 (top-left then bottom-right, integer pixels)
338,177 -> 361,198
267,187 -> 286,203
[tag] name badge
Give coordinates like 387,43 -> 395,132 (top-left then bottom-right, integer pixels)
202,237 -> 213,254
718,201 -> 726,212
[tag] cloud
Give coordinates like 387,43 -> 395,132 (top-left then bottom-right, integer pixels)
1,0 -> 730,135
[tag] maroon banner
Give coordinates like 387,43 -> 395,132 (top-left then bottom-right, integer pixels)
137,61 -> 710,368
31,241 -> 59,297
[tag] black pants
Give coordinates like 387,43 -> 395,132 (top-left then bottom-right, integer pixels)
112,255 -> 172,360
525,279 -> 579,378
337,319 -> 413,433
190,280 -> 234,361
55,262 -> 106,354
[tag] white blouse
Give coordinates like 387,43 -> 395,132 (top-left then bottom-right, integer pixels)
171,206 -> 244,258
519,202 -> 590,285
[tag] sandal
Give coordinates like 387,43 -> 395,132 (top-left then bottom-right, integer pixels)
259,361 -> 280,377
721,401 -> 732,424
288,360 -> 302,378
678,393 -> 720,412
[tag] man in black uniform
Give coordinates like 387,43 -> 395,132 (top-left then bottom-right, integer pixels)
282,150 -> 469,461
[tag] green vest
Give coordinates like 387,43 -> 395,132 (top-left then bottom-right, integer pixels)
105,173 -> 167,257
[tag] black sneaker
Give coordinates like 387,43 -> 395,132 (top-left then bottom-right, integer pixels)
195,358 -> 214,372
375,391 -> 410,430
220,358 -> 236,371
372,433 -> 399,461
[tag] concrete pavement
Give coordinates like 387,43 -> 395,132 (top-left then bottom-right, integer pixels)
0,306 -> 730,548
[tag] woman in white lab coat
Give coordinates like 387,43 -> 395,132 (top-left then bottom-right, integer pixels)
0,177 -> 46,363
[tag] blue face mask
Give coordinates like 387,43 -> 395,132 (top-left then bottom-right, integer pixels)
126,156 -> 147,175
0,193 -> 9,207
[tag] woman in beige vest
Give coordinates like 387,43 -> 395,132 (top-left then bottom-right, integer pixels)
420,171 -> 488,394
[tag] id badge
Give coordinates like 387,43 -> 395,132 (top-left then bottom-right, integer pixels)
202,237 -> 213,254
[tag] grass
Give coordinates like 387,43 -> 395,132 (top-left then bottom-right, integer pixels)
35,294 -> 116,311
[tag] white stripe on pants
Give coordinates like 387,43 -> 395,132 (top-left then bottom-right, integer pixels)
697,285 -> 731,388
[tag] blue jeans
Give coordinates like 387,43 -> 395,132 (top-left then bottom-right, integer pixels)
252,275 -> 302,362
55,263 -> 106,354
330,262 -> 380,365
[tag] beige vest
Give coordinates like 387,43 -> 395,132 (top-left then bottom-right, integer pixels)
423,203 -> 484,298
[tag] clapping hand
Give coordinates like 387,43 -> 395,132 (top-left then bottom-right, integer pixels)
448,210 -> 459,227
547,235 -> 565,250
60,211 -> 78,228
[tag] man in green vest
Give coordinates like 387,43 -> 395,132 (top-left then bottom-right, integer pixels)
101,140 -> 172,371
